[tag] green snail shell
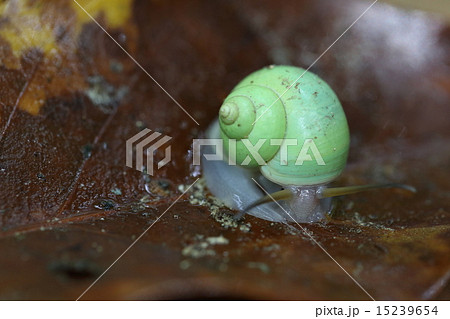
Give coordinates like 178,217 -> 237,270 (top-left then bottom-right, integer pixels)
219,65 -> 350,186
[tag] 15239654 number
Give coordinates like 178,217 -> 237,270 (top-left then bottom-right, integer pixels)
377,306 -> 438,316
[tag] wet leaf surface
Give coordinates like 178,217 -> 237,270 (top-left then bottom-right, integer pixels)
0,0 -> 449,300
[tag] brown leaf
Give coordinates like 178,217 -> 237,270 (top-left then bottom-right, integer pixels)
0,0 -> 449,300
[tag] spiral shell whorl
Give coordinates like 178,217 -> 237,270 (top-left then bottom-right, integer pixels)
219,102 -> 239,124
219,96 -> 255,139
219,85 -> 287,167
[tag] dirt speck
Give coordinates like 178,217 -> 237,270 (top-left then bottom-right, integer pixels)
247,262 -> 270,274
179,178 -> 252,232
206,235 -> 229,245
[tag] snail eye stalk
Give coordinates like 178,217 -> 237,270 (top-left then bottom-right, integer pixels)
318,183 -> 416,198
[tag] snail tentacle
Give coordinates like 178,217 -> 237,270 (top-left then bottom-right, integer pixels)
318,183 -> 417,198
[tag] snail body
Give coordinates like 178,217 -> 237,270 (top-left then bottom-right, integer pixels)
202,65 -> 414,223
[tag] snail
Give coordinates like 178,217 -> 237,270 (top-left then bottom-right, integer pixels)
201,65 -> 415,223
